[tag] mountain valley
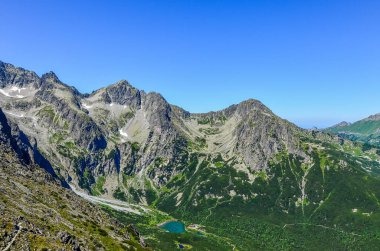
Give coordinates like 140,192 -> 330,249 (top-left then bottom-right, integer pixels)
1,61 -> 380,250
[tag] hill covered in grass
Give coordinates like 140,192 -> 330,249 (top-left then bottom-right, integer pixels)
325,113 -> 380,147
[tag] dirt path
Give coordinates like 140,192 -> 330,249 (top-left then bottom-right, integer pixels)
2,223 -> 23,251
70,184 -> 150,215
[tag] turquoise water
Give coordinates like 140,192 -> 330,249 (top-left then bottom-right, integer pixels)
159,221 -> 186,233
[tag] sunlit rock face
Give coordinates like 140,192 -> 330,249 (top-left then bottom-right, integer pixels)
0,61 -> 307,200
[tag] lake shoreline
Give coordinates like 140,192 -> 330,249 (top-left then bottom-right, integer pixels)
158,220 -> 186,233
157,219 -> 180,227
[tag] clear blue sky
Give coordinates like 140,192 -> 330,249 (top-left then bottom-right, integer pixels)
1,0 -> 379,128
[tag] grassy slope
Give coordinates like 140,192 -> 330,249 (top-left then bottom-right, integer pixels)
150,136 -> 380,250
327,120 -> 380,136
326,119 -> 380,147
0,147 -> 148,251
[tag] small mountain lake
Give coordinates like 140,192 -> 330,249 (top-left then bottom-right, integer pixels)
159,221 -> 186,233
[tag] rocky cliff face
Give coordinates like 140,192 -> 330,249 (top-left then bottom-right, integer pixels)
186,99 -> 305,171
0,61 -> 40,88
0,108 -> 148,250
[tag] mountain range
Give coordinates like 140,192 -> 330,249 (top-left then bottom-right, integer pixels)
325,114 -> 380,147
1,61 -> 380,250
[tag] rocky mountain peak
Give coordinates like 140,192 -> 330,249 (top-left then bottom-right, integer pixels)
112,79 -> 132,87
332,121 -> 351,127
95,79 -> 142,108
193,98 -> 274,122
39,71 -> 81,97
0,61 -> 40,88
234,98 -> 272,116
366,113 -> 380,121
41,71 -> 60,83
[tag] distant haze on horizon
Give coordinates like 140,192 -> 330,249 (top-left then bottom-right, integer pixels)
1,0 -> 379,129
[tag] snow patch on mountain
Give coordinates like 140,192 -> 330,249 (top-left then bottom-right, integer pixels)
0,89 -> 25,98
119,128 -> 128,138
4,111 -> 25,118
82,103 -> 93,109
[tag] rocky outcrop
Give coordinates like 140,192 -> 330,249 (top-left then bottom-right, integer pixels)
366,113 -> 380,121
0,61 -> 40,88
0,107 -> 149,250
101,80 -> 142,108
